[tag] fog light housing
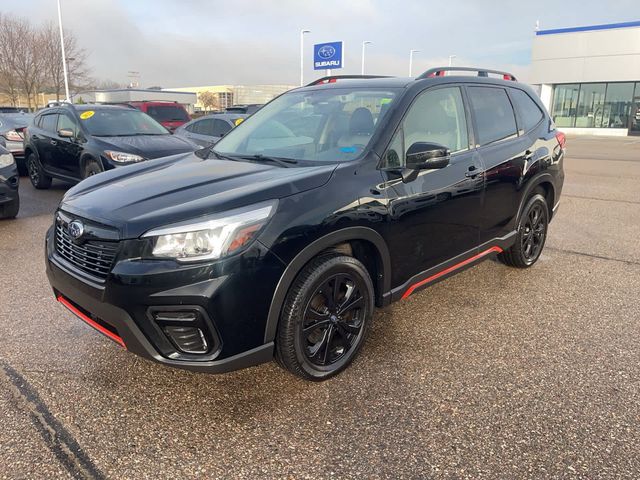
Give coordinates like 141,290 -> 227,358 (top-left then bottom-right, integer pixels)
162,325 -> 209,354
149,308 -> 218,356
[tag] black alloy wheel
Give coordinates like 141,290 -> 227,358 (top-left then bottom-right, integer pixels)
27,153 -> 52,190
302,273 -> 366,367
499,191 -> 549,268
276,254 -> 374,380
82,159 -> 103,179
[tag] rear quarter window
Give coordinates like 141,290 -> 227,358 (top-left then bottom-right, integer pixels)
468,86 -> 517,146
510,89 -> 544,132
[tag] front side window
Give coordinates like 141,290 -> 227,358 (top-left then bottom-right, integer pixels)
212,119 -> 232,137
80,109 -> 169,136
382,86 -> 468,168
468,86 -> 517,146
214,88 -> 399,163
57,113 -> 78,136
510,89 -> 543,132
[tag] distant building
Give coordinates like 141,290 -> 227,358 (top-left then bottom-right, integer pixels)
167,85 -> 296,112
531,20 -> 640,136
72,89 -> 198,113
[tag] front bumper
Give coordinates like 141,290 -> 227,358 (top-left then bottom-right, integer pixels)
45,225 -> 285,373
0,163 -> 19,206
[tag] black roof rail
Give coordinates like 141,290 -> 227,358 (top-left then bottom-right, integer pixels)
416,67 -> 517,81
306,75 -> 392,86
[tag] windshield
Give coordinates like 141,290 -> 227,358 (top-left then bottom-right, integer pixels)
80,109 -> 169,136
146,105 -> 190,122
214,88 -> 398,162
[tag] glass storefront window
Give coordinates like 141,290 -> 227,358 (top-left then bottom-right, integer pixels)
631,83 -> 640,133
551,84 -> 579,127
602,83 -> 635,128
575,83 -> 606,128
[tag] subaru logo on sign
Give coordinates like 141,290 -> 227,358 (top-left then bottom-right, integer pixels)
68,220 -> 84,241
318,45 -> 336,59
313,41 -> 343,70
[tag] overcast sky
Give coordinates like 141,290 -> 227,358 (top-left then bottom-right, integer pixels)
4,0 -> 640,87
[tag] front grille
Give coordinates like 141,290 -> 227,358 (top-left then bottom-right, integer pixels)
55,223 -> 118,280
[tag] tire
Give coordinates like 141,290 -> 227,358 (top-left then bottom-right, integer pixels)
499,192 -> 549,268
1,197 -> 19,219
82,158 -> 103,179
26,152 -> 52,190
276,254 -> 375,381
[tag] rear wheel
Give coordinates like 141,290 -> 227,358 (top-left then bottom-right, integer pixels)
27,152 -> 52,190
82,158 -> 103,179
276,254 -> 374,381
499,192 -> 549,268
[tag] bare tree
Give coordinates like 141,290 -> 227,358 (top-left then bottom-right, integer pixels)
0,15 -> 46,109
0,14 -> 22,106
199,91 -> 220,112
41,22 -> 90,100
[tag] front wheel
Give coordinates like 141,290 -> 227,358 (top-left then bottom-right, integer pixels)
276,254 -> 374,381
27,153 -> 52,190
82,158 -> 103,179
499,192 -> 549,268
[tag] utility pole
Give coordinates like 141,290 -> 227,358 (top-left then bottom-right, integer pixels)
409,49 -> 420,77
361,41 -> 372,75
300,29 -> 311,86
56,0 -> 71,101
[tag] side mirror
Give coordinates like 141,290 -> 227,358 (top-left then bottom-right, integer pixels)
406,142 -> 450,170
58,128 -> 74,138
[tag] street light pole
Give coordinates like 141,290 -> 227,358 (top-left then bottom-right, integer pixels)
448,55 -> 457,67
361,41 -> 372,75
300,29 -> 310,86
409,49 -> 420,77
56,0 -> 71,102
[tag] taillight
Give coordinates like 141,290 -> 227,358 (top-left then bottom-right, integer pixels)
555,131 -> 566,149
4,130 -> 22,142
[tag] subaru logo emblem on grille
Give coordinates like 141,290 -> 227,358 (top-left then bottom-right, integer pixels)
68,220 -> 84,240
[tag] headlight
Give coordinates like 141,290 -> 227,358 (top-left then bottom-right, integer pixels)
142,200 -> 277,262
105,151 -> 145,164
0,152 -> 15,168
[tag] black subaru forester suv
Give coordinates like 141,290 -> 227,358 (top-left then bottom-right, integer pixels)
46,68 -> 565,381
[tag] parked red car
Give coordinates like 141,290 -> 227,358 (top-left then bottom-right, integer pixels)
127,101 -> 191,131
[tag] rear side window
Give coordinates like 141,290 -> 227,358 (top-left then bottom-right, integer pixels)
147,105 -> 190,122
468,87 -> 517,146
192,119 -> 215,136
510,89 -> 544,132
41,114 -> 59,133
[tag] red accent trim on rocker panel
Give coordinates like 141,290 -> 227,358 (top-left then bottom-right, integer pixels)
401,246 -> 503,300
57,296 -> 126,349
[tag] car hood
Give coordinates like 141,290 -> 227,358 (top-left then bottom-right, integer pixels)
94,134 -> 196,159
61,153 -> 338,238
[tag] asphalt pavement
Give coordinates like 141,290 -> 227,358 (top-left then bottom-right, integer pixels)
1,136 -> 639,479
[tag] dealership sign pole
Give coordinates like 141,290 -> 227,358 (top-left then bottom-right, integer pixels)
314,41 -> 344,77
300,29 -> 311,86
56,0 -> 71,102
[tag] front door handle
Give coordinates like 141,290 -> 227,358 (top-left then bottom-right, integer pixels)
465,165 -> 483,178
50,139 -> 57,146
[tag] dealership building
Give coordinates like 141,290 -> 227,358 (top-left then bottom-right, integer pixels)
531,20 -> 640,136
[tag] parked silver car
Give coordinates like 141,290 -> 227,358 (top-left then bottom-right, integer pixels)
0,112 -> 34,174
173,113 -> 247,147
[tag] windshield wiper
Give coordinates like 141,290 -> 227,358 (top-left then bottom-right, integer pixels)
235,154 -> 298,168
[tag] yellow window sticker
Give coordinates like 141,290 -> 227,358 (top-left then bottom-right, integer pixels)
234,118 -> 245,126
80,111 -> 95,120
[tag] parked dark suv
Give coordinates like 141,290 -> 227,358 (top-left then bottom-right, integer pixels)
23,104 -> 196,188
45,68 -> 565,381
